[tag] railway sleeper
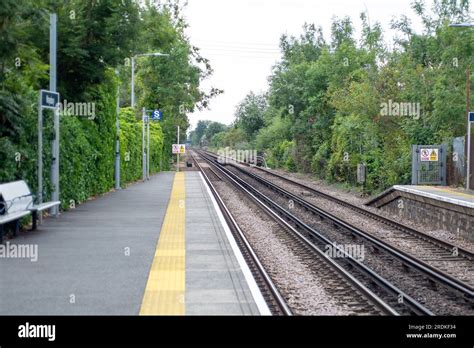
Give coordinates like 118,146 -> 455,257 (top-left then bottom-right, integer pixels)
371,245 -> 381,254
426,278 -> 438,291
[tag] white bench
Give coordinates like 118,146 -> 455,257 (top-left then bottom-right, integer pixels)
0,180 -> 60,243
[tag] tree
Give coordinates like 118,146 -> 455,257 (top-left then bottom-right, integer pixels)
205,122 -> 228,140
235,92 -> 267,140
191,120 -> 211,145
0,0 -> 221,205
232,0 -> 472,191
210,131 -> 226,148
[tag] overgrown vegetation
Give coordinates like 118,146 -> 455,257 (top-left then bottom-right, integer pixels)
0,0 -> 218,208
198,0 -> 473,193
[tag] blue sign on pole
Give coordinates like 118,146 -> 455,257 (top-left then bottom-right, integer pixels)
151,110 -> 162,121
469,112 -> 474,122
40,89 -> 60,109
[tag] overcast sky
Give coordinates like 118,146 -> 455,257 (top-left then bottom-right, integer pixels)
183,0 -> 426,131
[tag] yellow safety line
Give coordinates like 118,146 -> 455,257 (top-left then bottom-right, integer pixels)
419,186 -> 474,199
140,172 -> 186,315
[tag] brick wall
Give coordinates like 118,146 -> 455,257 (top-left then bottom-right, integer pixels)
381,197 -> 473,242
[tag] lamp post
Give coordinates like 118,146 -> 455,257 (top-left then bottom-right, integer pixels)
115,69 -> 121,190
142,107 -> 147,181
49,13 -> 60,217
177,125 -> 180,173
130,52 -> 169,182
449,22 -> 473,190
131,52 -> 169,108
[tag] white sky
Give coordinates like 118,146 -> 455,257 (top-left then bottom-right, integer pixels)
183,0 -> 425,131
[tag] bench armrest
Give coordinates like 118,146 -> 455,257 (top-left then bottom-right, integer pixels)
30,201 -> 61,212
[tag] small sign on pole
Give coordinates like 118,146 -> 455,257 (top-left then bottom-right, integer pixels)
142,108 -> 161,180
172,144 -> 186,154
469,112 -> 474,122
151,109 -> 162,121
40,89 -> 59,109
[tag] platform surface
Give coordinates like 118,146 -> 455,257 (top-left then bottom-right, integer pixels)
0,172 -> 264,315
394,185 -> 474,209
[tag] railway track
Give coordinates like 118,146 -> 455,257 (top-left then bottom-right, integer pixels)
202,150 -> 474,286
193,150 -> 435,316
197,149 -> 474,315
190,153 -> 292,315
225,152 -> 473,261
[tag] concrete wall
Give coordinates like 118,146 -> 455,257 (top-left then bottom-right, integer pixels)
379,194 -> 473,242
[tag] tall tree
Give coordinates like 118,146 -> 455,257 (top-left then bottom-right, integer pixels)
235,92 -> 267,140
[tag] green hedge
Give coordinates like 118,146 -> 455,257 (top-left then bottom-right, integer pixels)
119,107 -> 164,184
0,70 -> 164,213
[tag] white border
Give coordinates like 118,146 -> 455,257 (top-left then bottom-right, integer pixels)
198,172 -> 271,315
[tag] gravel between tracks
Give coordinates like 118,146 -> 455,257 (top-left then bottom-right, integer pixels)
238,166 -> 474,287
213,180 -> 375,315
227,167 -> 474,315
247,166 -> 474,253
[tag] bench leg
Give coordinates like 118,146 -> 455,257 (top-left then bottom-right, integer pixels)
13,220 -> 19,237
32,211 -> 38,231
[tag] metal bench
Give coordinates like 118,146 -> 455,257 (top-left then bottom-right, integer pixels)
0,180 -> 60,243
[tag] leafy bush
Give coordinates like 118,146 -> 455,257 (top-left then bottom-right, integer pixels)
0,74 -> 164,213
119,107 -> 164,184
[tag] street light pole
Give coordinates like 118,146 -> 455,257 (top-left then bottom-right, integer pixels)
142,107 -> 146,181
115,70 -> 121,190
37,91 -> 43,225
130,52 -> 169,108
50,13 -> 60,216
177,125 -> 180,173
131,56 -> 135,108
467,65 -> 472,190
131,52 -> 169,180
147,115 -> 150,180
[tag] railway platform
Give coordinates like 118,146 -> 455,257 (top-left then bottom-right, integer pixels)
0,171 -> 267,315
366,185 -> 474,241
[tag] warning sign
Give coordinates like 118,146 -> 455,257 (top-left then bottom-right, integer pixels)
420,148 -> 438,162
172,144 -> 186,154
